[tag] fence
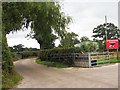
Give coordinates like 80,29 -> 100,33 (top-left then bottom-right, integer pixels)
47,52 -> 119,68
88,52 -> 110,67
73,53 -> 89,67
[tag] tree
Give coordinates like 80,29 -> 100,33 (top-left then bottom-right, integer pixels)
26,2 -> 72,49
80,36 -> 89,42
92,23 -> 120,41
41,34 -> 58,49
79,41 -> 99,52
12,44 -> 24,52
59,32 -> 80,48
92,23 -> 120,51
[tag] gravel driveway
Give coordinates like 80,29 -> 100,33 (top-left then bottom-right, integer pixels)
13,58 -> 118,88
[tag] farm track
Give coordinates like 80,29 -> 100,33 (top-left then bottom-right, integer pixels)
13,58 -> 118,88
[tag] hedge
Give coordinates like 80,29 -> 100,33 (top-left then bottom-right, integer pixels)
38,47 -> 82,66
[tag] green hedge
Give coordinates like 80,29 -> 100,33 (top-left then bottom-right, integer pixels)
38,47 -> 81,65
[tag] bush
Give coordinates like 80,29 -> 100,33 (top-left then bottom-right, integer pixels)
11,53 -> 19,61
79,41 -> 99,52
38,47 -> 82,66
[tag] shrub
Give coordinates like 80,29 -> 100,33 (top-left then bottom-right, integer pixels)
11,52 -> 19,61
79,41 -> 99,52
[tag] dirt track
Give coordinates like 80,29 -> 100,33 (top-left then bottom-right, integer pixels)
14,58 -> 118,88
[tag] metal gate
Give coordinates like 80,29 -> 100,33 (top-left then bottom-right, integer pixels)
73,52 -> 110,68
88,52 -> 110,67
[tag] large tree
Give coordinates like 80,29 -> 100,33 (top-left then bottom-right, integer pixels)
27,2 -> 71,49
92,23 -> 120,41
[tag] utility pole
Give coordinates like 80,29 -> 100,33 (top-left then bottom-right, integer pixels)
105,16 -> 109,53
105,16 -> 107,40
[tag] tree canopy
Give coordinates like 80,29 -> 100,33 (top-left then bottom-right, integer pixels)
3,2 -> 72,49
80,36 -> 89,42
59,32 -> 80,48
92,23 -> 120,41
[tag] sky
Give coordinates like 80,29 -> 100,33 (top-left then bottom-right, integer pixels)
6,0 -> 119,49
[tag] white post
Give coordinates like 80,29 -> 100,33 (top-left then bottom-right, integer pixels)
88,53 -> 91,68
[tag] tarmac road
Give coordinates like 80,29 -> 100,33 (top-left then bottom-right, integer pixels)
14,58 -> 118,88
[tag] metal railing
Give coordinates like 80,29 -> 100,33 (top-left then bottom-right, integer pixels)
88,52 -> 110,67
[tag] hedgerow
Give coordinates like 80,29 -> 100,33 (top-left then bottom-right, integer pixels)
38,47 -> 82,66
17,51 -> 39,59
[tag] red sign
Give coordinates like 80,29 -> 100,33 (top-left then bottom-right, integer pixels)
106,39 -> 119,49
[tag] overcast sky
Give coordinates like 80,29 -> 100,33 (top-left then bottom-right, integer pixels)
6,0 -> 119,49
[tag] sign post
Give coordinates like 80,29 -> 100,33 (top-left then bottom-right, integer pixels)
117,48 -> 119,60
106,39 -> 119,60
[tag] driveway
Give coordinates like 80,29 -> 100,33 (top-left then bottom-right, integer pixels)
14,58 -> 118,88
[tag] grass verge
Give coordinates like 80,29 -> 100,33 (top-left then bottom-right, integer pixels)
36,59 -> 71,68
2,70 -> 22,89
97,59 -> 120,65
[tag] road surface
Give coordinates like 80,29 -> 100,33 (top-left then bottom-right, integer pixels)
14,58 -> 118,88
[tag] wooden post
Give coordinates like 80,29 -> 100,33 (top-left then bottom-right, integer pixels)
117,48 -> 119,60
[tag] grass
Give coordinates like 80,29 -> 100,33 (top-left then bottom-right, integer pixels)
97,59 -> 120,65
2,70 -> 22,89
36,59 -> 71,68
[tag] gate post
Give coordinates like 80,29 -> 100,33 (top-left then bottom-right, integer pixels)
88,53 -> 91,68
108,51 -> 110,64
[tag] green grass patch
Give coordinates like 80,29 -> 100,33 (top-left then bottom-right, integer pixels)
2,70 -> 22,89
97,59 -> 120,65
36,59 -> 71,68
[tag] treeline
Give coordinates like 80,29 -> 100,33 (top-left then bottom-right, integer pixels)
9,44 -> 39,52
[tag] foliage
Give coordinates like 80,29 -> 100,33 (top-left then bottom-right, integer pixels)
2,29 -> 14,73
39,34 -> 58,49
97,40 -> 105,51
12,44 -> 24,52
80,36 -> 89,42
59,32 -> 80,48
9,44 -> 39,52
3,2 -> 72,48
2,2 -> 30,34
11,52 -> 19,61
78,41 -> 99,52
2,70 -> 22,89
92,23 -> 120,41
36,58 -> 70,68
25,2 -> 72,49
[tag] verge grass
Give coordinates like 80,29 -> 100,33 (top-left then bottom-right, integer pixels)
2,70 -> 22,89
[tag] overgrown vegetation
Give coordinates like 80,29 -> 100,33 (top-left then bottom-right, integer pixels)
2,29 -> 22,89
2,70 -> 22,89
